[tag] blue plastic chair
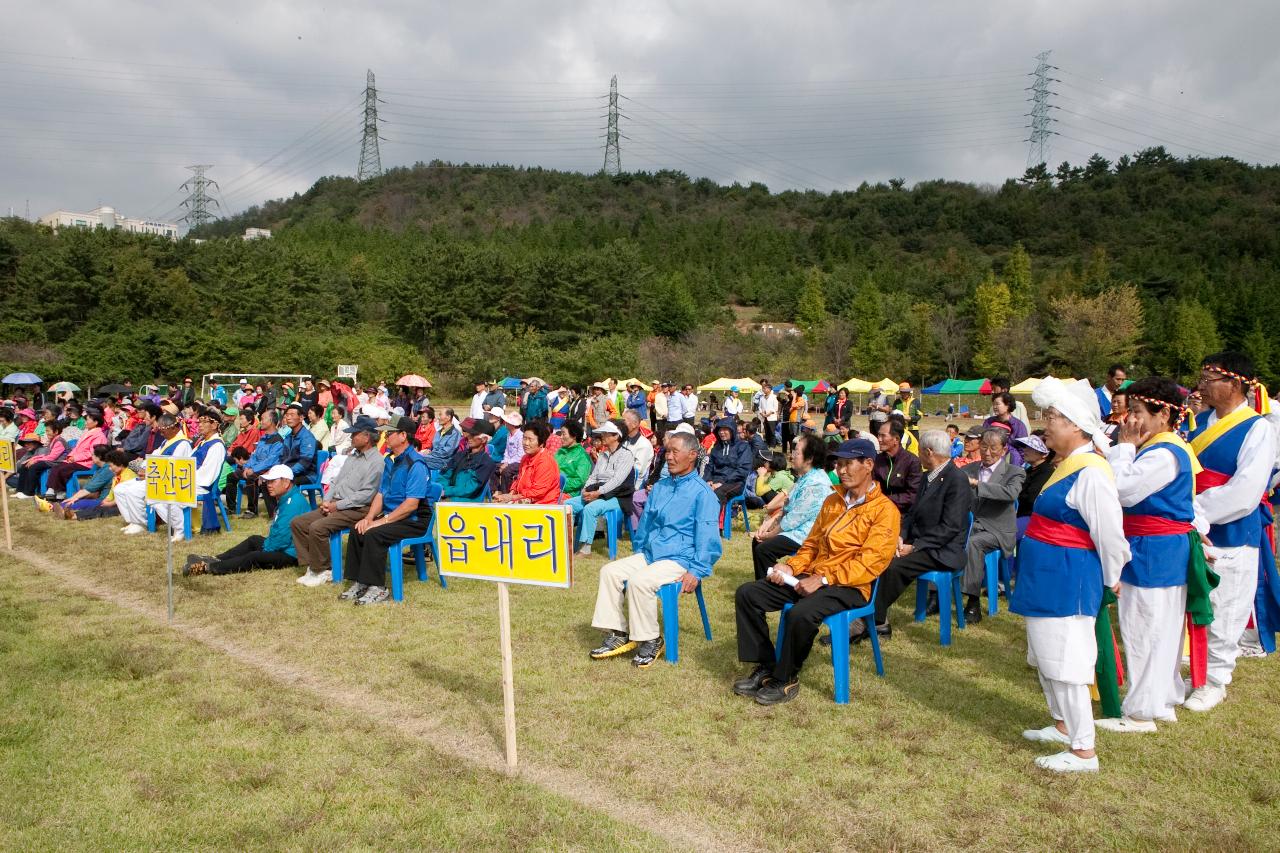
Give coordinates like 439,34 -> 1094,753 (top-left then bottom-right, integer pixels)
721,490 -> 752,540
146,505 -> 194,540
621,578 -> 713,664
329,528 -> 350,583
911,514 -> 973,646
601,504 -> 634,560
199,489 -> 233,533
385,484 -> 446,601
775,577 -> 885,704
298,450 -> 329,508
983,549 -> 1017,616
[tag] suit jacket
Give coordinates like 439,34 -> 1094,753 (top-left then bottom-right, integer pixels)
900,460 -> 972,570
962,458 -> 1026,551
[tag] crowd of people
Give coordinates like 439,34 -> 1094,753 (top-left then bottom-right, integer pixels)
4,355 -> 1278,772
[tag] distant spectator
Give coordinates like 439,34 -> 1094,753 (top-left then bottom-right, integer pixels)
983,391 -> 1029,465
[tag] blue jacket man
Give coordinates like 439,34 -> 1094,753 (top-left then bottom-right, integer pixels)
703,416 -> 752,504
626,387 -> 649,423
279,405 -> 318,484
425,415 -> 461,470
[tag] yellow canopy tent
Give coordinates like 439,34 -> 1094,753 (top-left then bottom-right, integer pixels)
874,378 -> 900,393
1009,376 -> 1076,395
839,378 -> 873,393
616,378 -> 652,391
697,377 -> 742,392
730,377 -> 762,393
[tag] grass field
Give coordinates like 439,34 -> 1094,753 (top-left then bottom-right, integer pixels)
3,438 -> 1280,850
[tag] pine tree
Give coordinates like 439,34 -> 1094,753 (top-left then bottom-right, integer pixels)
1004,243 -> 1033,317
795,267 -> 829,340
972,273 -> 1011,375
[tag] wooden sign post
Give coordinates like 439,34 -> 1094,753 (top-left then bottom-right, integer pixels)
0,440 -> 14,551
145,455 -> 198,620
434,501 -> 573,772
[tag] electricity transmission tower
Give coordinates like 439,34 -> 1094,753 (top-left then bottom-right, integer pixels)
179,165 -> 220,228
358,69 -> 383,181
1025,50 -> 1058,167
602,74 -> 622,175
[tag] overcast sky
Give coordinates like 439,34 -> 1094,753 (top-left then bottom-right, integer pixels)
3,0 -> 1279,228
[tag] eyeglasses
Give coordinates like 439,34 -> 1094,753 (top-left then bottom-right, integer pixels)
1198,373 -> 1232,385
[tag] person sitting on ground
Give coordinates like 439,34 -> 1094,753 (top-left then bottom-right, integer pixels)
493,420 -> 562,505
862,430 -> 973,641
227,409 -> 285,519
12,418 -> 69,497
44,407 -> 108,499
337,416 -> 433,606
183,465 -> 309,576
50,448 -> 133,520
746,449 -> 791,510
872,417 -> 923,516
291,415 -> 387,587
732,438 -> 899,705
555,421 -> 592,498
588,430 -> 722,667
440,418 -> 497,502
565,421 -> 635,556
703,416 -> 752,506
749,435 -> 832,580
958,428 -> 1026,623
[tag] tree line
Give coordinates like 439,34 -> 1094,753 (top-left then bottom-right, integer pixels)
1,146 -> 1276,394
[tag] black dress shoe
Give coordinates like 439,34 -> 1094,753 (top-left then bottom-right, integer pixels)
754,678 -> 800,706
925,592 -> 940,616
853,622 -> 890,645
963,603 -> 983,625
732,665 -> 772,697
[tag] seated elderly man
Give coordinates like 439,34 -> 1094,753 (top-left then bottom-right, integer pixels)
733,438 -> 899,705
440,418 -> 498,501
588,430 -> 722,668
703,416 -> 752,505
959,427 -> 1026,623
860,429 -> 973,640
291,415 -> 387,587
338,416 -> 432,606
183,465 -> 309,576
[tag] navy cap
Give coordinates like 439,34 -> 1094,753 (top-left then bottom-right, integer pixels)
829,438 -> 878,460
344,414 -> 379,434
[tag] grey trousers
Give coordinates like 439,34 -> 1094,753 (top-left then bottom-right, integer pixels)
963,527 -> 1006,597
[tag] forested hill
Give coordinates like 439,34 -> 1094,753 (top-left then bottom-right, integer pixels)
3,147 -> 1279,393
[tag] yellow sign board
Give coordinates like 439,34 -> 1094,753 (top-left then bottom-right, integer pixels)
0,440 -> 13,474
435,502 -> 573,588
145,455 -> 197,507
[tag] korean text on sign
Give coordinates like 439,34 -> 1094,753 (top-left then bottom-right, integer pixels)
145,456 -> 198,507
0,440 -> 14,474
435,502 -> 573,588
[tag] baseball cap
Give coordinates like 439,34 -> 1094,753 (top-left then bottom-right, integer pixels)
1014,434 -> 1050,456
965,425 -> 985,439
829,438 -> 878,460
377,416 -> 417,434
592,421 -> 622,436
463,417 -> 495,437
344,414 -> 380,434
261,464 -> 295,482
487,406 -> 505,418
671,423 -> 695,436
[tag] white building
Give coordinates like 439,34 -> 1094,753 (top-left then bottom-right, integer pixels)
243,227 -> 271,240
38,206 -> 178,239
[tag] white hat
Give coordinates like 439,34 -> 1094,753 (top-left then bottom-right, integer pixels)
487,406 -> 505,418
261,464 -> 295,482
390,406 -> 405,417
238,378 -> 248,384
672,423 -> 696,436
1033,376 -> 1108,450
502,411 -> 524,428
361,404 -> 389,420
592,421 -> 622,436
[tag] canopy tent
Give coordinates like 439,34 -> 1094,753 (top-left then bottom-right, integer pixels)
697,377 -> 747,393
616,378 -> 652,391
838,378 -> 874,393
787,379 -> 833,393
874,378 -> 901,393
938,378 -> 991,395
1009,376 -> 1078,395
729,377 -> 762,393
499,376 -> 523,390
921,380 -> 948,395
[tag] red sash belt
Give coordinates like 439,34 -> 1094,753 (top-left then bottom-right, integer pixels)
1025,514 -> 1096,550
1122,514 -> 1194,537
1195,468 -> 1230,493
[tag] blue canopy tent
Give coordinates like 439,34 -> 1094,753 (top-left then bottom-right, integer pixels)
921,380 -> 948,395
499,376 -> 523,390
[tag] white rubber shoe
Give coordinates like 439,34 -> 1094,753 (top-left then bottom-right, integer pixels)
1022,725 -> 1071,745
122,523 -> 146,535
1095,716 -> 1157,733
296,568 -> 319,585
1184,683 -> 1226,712
1034,751 -> 1099,773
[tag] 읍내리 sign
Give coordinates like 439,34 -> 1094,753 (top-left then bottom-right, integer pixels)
432,501 -> 574,771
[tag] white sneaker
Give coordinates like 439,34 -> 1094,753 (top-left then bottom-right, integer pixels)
1034,751 -> 1099,773
11,492 -> 29,501
308,569 -> 333,586
296,568 -> 319,585
1184,683 -> 1226,712
1095,716 -> 1157,733
170,530 -> 185,543
1022,725 -> 1071,745
1238,641 -> 1267,659
122,523 -> 146,535
1155,709 -> 1178,723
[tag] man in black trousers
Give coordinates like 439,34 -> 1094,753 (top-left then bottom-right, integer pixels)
858,429 -> 972,640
